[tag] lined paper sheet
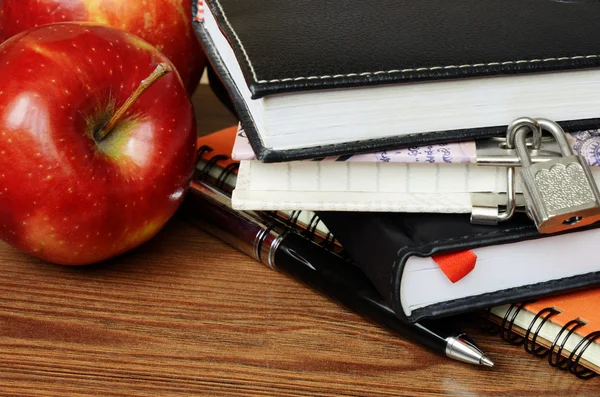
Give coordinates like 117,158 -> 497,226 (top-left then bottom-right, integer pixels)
233,160 -> 600,212
232,189 -> 474,212
247,161 -> 512,193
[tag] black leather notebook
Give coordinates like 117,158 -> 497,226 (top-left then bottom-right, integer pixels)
193,0 -> 600,162
317,211 -> 600,324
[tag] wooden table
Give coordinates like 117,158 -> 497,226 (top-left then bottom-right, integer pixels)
0,85 -> 598,397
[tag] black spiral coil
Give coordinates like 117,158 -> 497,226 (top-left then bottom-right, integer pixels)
567,330 -> 600,379
216,163 -> 240,191
282,209 -> 348,257
523,307 -> 560,357
548,318 -> 585,370
485,303 -> 598,380
500,302 -> 532,345
195,146 -> 349,257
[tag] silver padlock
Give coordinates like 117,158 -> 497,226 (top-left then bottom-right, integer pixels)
512,118 -> 600,234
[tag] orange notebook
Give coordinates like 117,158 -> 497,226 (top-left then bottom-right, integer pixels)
196,125 -> 239,168
489,289 -> 600,379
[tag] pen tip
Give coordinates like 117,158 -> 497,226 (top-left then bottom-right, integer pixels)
480,355 -> 495,368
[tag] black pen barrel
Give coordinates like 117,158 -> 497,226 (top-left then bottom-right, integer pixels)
272,232 -> 447,355
182,180 -> 447,357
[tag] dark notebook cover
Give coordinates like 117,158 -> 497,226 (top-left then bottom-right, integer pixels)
317,211 -> 600,324
193,0 -> 600,162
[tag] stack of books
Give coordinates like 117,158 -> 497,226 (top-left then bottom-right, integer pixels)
190,0 -> 600,379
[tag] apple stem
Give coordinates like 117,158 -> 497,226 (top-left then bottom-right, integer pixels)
94,62 -> 172,141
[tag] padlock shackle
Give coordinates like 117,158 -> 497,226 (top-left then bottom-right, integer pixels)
515,129 -> 533,167
513,118 -> 573,167
537,118 -> 574,157
506,117 -> 542,150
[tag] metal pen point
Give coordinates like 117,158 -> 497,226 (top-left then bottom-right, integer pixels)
445,336 -> 495,367
481,355 -> 495,368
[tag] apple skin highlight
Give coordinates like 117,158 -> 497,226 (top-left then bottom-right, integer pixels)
0,23 -> 197,265
0,0 -> 206,93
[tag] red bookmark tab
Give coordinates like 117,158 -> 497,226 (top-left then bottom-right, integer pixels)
432,250 -> 477,283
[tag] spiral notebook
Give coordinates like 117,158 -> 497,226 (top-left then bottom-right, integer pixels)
488,291 -> 600,379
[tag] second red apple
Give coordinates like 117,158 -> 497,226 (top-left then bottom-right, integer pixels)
0,0 -> 206,93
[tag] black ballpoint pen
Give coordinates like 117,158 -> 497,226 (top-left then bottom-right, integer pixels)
182,179 -> 494,367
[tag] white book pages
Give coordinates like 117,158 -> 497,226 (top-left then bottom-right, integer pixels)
401,227 -> 600,316
204,4 -> 600,151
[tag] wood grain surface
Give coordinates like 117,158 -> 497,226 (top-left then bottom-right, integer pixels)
0,84 -> 598,396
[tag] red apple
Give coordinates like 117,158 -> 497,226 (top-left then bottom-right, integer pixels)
0,0 -> 206,94
0,23 -> 197,265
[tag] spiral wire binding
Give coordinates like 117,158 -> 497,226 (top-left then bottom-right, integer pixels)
196,146 -> 349,258
287,211 -> 302,228
195,145 -> 214,178
500,302 -> 530,345
568,330 -> 600,379
549,319 -> 586,370
196,144 -> 213,159
304,213 -> 321,239
195,144 -> 229,182
216,163 -> 240,192
523,307 -> 560,356
323,232 -> 337,251
488,301 -> 599,380
281,210 -> 348,257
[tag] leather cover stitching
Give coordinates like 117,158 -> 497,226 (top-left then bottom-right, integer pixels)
211,0 -> 600,84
